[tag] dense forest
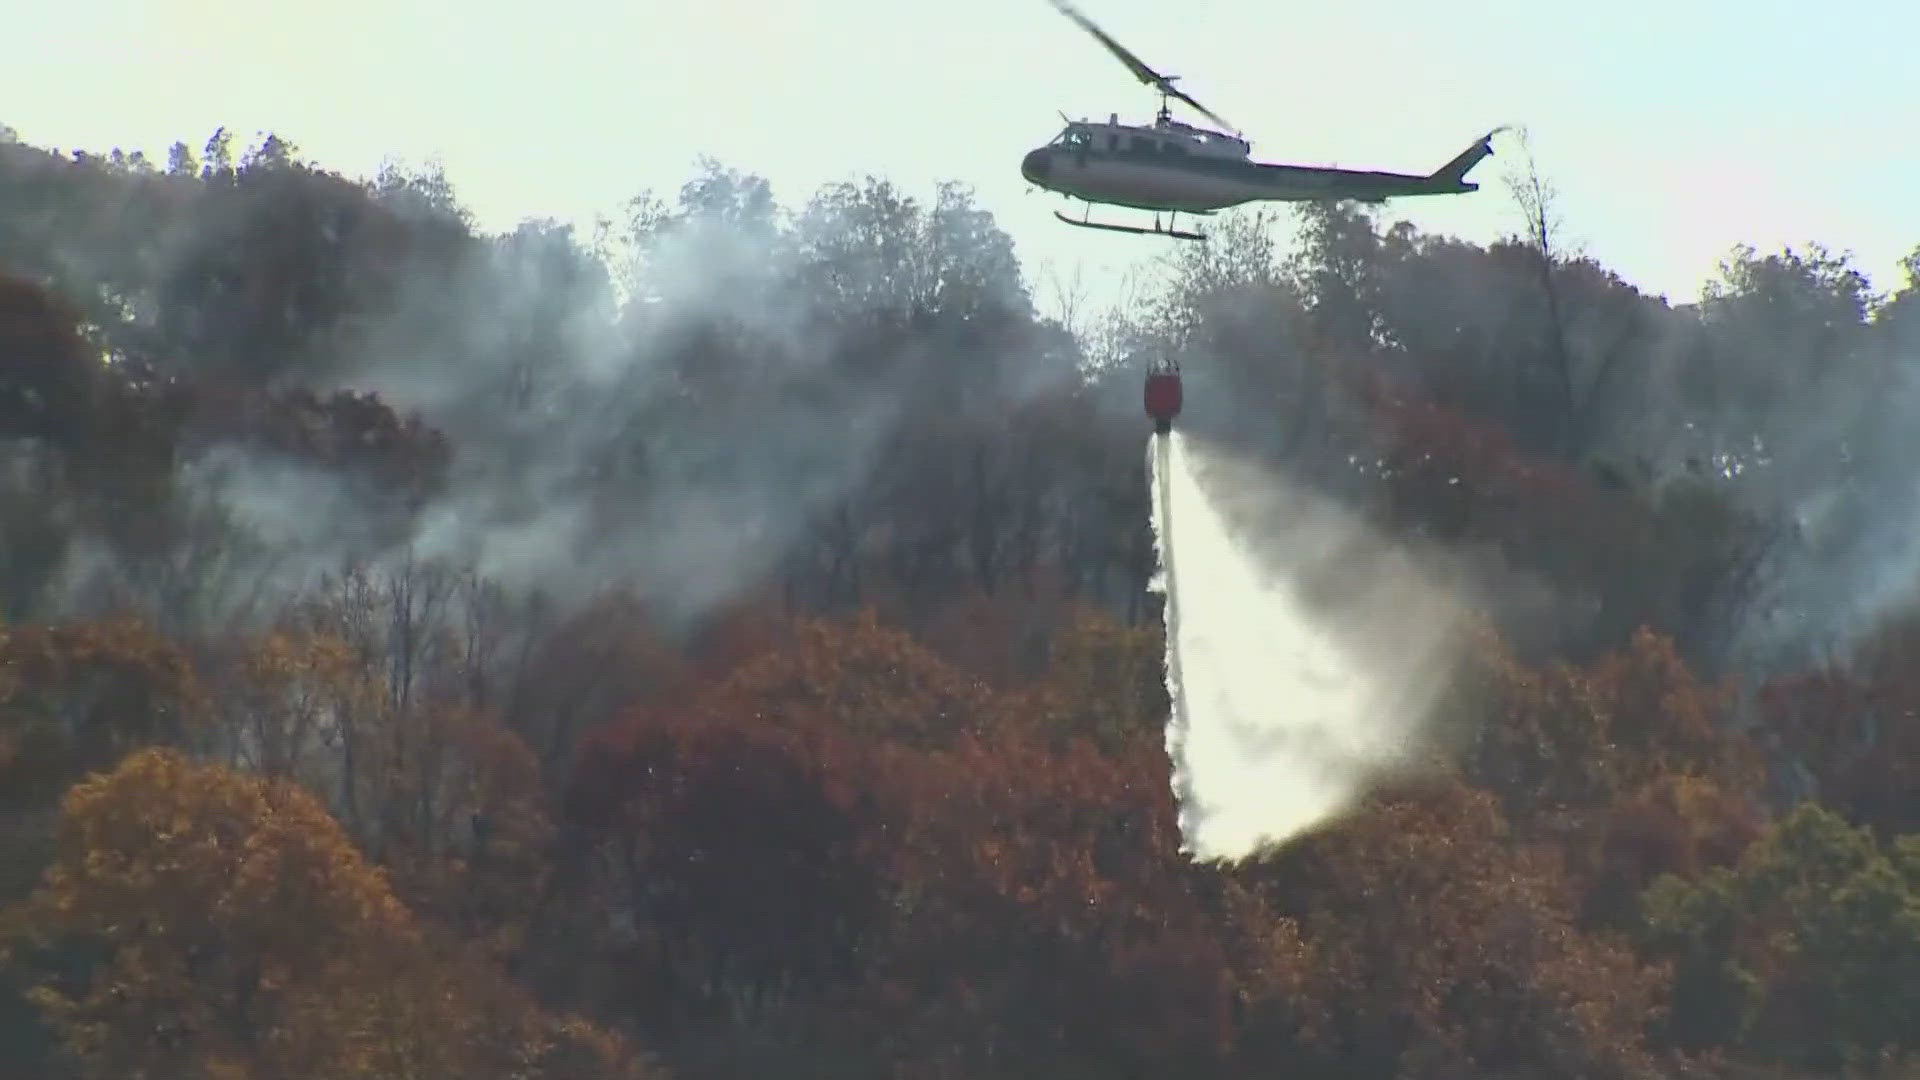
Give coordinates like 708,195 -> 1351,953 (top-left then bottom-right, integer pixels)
2,123 -> 1919,1078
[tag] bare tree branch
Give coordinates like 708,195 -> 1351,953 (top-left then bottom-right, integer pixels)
1502,126 -> 1581,455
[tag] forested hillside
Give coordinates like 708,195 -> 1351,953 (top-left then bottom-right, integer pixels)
3,125 -> 1920,1078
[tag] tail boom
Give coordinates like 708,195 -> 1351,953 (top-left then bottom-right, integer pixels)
1241,127 -> 1511,203
1425,127 -> 1507,192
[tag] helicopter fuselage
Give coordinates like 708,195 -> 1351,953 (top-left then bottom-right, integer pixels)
1022,119 -> 1492,215
1027,0 -> 1502,239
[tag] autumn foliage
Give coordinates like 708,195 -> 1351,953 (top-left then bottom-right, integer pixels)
4,128 -> 1920,1078
1,748 -> 658,1079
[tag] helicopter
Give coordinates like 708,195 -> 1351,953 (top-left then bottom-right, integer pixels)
1023,0 -> 1508,240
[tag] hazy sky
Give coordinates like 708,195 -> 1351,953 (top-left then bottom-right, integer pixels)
9,0 -> 1917,315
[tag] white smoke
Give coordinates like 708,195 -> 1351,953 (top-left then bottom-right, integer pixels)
1151,429 -> 1467,860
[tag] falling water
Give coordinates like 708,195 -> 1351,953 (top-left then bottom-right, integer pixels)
1149,430 -> 1466,861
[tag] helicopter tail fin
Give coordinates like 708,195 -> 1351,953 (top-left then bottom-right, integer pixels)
1428,127 -> 1508,190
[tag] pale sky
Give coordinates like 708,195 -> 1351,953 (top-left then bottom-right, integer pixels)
8,0 -> 1918,317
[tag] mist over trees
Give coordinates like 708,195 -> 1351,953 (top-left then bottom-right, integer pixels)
3,124 -> 1920,1078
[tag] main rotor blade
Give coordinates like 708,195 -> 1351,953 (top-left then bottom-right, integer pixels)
1162,83 -> 1236,136
1045,0 -> 1238,133
1046,0 -> 1165,89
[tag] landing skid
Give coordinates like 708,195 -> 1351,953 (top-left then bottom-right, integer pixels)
1055,204 -> 1205,241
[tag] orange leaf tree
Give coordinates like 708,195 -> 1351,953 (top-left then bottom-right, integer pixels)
1,747 -> 660,1079
696,608 -> 999,747
1758,612 -> 1920,837
1449,624 -> 1762,841
868,718 -> 1295,1080
554,618 -> 914,1063
557,717 -> 912,1080
0,614 -> 207,810
553,609 -> 1301,1079
1238,778 -> 1666,1078
1582,772 -> 1765,932
1019,601 -> 1169,751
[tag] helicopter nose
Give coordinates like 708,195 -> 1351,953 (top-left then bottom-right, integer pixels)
1021,148 -> 1051,183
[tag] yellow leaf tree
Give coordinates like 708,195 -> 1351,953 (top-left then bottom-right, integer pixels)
0,614 -> 207,811
1,747 -> 660,1079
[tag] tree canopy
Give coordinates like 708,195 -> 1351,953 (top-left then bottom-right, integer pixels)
3,124 -> 1920,1078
